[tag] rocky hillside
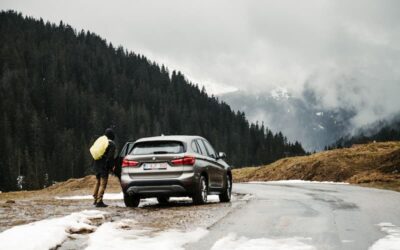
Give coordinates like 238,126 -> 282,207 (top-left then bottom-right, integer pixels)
233,141 -> 400,192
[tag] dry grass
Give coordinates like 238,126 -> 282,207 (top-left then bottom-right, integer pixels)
233,141 -> 400,192
0,175 -> 122,201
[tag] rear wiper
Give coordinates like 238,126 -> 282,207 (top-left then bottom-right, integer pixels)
153,151 -> 169,154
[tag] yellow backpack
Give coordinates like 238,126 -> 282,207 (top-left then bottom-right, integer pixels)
89,135 -> 109,160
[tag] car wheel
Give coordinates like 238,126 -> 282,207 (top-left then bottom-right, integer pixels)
124,193 -> 140,207
157,196 -> 170,205
219,175 -> 232,202
193,175 -> 208,205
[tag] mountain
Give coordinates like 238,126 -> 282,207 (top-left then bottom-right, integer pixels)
330,114 -> 400,149
233,141 -> 400,192
0,11 -> 305,191
219,89 -> 355,151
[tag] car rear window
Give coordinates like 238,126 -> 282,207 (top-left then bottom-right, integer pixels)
130,141 -> 184,155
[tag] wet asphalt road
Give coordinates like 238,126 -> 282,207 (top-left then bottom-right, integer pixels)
187,182 -> 400,250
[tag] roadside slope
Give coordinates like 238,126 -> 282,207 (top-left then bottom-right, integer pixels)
0,176 -> 121,201
233,141 -> 400,191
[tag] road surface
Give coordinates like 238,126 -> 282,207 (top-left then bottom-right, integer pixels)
187,182 -> 400,250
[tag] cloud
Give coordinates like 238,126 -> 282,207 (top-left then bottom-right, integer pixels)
1,0 -> 400,127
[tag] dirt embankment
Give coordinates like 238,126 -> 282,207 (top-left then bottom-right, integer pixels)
233,141 -> 400,192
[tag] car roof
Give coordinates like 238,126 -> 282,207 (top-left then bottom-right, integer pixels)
134,135 -> 205,144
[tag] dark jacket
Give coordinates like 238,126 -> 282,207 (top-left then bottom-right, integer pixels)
93,140 -> 116,177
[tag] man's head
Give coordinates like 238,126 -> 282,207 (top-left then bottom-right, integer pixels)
105,128 -> 115,140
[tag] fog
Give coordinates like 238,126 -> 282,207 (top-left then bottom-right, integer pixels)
1,0 -> 400,128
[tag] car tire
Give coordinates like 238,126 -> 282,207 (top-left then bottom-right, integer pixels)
124,193 -> 140,207
157,196 -> 170,205
192,175 -> 208,205
219,175 -> 232,202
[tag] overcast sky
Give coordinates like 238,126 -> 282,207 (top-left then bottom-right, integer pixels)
1,0 -> 400,127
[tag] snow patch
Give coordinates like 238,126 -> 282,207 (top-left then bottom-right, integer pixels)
86,220 -> 208,250
56,194 -> 225,204
0,210 -> 107,250
56,192 -> 123,200
270,87 -> 290,100
239,194 -> 254,201
211,233 -> 316,250
316,112 -> 324,116
369,223 -> 400,250
249,180 -> 349,185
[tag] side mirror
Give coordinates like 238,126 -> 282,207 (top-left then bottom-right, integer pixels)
218,152 -> 226,159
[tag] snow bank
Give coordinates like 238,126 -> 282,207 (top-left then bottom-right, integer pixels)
86,219 -> 208,250
211,233 -> 316,250
249,180 -> 349,185
56,192 -> 123,200
369,223 -> 400,250
56,194 -> 226,203
0,210 -> 107,250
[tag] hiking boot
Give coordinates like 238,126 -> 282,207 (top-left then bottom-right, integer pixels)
96,201 -> 108,208
93,200 -> 97,206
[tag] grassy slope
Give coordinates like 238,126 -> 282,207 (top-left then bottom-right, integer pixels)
233,141 -> 400,192
0,176 -> 122,201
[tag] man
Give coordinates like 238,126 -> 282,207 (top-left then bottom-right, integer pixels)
93,128 -> 116,207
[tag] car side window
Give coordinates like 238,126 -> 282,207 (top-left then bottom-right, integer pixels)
191,141 -> 200,154
196,139 -> 208,157
120,142 -> 134,157
202,140 -> 216,158
119,143 -> 128,157
126,143 -> 134,155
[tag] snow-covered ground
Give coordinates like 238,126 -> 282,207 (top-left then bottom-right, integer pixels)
1,209 -> 398,249
55,192 -> 124,200
249,180 -> 349,185
86,220 -> 208,250
211,233 -> 316,250
369,223 -> 400,250
0,209 -> 209,250
0,210 -> 107,250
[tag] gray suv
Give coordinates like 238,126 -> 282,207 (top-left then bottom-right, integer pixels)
117,135 -> 232,207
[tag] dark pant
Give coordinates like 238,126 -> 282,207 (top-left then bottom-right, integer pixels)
93,174 -> 108,203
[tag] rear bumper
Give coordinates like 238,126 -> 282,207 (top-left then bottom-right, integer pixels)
121,172 -> 197,198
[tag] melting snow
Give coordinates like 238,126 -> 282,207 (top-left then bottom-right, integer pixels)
56,192 -> 123,200
211,233 -> 316,250
249,180 -> 349,185
55,193 -> 224,203
85,220 -> 208,250
0,210 -> 107,250
369,223 -> 400,250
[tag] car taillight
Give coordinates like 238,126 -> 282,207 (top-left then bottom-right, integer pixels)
122,159 -> 139,167
171,156 -> 196,166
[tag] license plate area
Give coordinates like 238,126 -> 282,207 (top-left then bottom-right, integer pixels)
143,162 -> 168,170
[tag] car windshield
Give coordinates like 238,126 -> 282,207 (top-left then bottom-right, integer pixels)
130,141 -> 184,155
